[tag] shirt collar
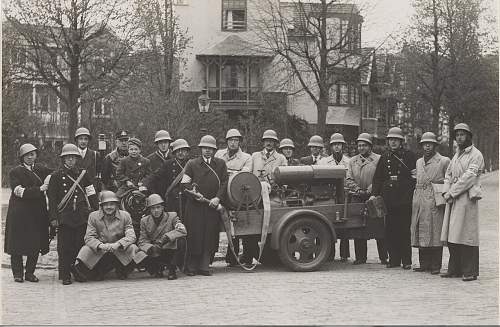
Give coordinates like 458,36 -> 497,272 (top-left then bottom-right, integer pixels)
79,147 -> 87,157
98,208 -> 121,220
23,163 -> 33,171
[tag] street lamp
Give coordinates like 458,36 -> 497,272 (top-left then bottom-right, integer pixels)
198,89 -> 211,136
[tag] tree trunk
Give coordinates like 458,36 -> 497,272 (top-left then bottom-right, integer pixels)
67,63 -> 80,141
317,96 -> 328,137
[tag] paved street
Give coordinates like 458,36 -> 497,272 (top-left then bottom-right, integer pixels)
1,172 -> 498,325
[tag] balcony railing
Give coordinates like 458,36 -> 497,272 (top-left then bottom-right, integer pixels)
207,87 -> 261,103
30,110 -> 69,125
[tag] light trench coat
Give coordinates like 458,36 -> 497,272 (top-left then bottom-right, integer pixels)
441,145 -> 484,246
251,150 -> 287,183
345,152 -> 380,193
410,153 -> 450,247
317,154 -> 350,168
215,148 -> 253,175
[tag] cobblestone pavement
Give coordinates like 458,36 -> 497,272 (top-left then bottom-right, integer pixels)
1,172 -> 498,325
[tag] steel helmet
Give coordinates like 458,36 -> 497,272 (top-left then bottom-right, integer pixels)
154,130 -> 172,143
146,194 -> 165,208
226,129 -> 242,140
99,190 -> 120,205
74,127 -> 91,140
60,143 -> 81,157
128,137 -> 142,148
329,133 -> 346,145
198,135 -> 217,149
420,132 -> 439,144
356,133 -> 373,145
172,139 -> 190,152
453,123 -> 472,135
308,135 -> 324,147
387,127 -> 404,140
19,143 -> 38,158
262,129 -> 279,141
279,138 -> 295,149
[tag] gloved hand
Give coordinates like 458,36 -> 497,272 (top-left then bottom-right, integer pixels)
162,234 -> 171,245
40,184 -> 48,192
126,181 -> 135,188
98,243 -> 110,252
138,186 -> 147,192
14,185 -> 25,198
368,195 -> 376,201
110,242 -> 121,252
209,197 -> 220,208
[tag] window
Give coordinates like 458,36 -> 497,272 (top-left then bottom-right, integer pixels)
329,85 -> 338,105
339,83 -> 348,104
93,99 -> 111,117
339,19 -> 360,52
222,0 -> 247,31
35,85 -> 57,112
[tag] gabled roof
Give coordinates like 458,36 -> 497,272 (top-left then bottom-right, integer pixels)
196,35 -> 273,58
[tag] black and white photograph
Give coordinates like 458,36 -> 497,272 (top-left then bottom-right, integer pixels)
1,0 -> 498,325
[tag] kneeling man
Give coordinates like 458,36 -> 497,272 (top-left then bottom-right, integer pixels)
74,191 -> 138,280
136,194 -> 187,279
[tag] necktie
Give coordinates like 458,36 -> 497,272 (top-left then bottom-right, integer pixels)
205,158 -> 210,165
266,152 -> 270,159
313,156 -> 317,164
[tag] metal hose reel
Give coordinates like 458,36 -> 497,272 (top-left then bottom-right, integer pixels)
226,172 -> 262,210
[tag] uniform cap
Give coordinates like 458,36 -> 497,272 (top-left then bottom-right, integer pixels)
356,133 -> 373,145
262,129 -> 279,141
19,143 -> 38,158
226,129 -> 242,140
387,127 -> 404,140
329,133 -> 346,145
198,135 -> 217,149
279,138 -> 295,149
99,190 -> 120,205
172,139 -> 190,152
308,135 -> 324,147
419,132 -> 439,144
146,194 -> 165,208
60,143 -> 81,157
154,130 -> 172,143
74,127 -> 91,140
453,123 -> 472,135
128,137 -> 142,148
115,130 -> 130,140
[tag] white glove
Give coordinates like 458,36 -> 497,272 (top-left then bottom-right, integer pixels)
209,197 -> 220,208
14,185 -> 25,198
368,195 -> 376,201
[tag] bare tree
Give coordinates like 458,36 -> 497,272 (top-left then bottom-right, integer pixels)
5,0 -> 139,140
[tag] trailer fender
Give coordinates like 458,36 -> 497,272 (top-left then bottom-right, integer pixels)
270,209 -> 337,250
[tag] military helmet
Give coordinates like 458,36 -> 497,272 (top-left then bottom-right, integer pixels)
262,129 -> 279,141
172,139 -> 190,152
74,127 -> 91,140
453,123 -> 472,135
60,143 -> 81,157
146,194 -> 165,208
128,137 -> 142,148
308,135 -> 324,148
226,129 -> 243,140
154,130 -> 172,143
420,132 -> 439,144
198,135 -> 217,149
279,138 -> 295,150
329,133 -> 346,145
19,143 -> 38,158
387,127 -> 404,140
356,133 -> 373,145
99,190 -> 120,205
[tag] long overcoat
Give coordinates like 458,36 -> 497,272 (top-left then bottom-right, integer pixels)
115,155 -> 151,197
251,150 -> 287,184
441,145 -> 484,246
77,209 -> 138,269
410,153 -> 450,247
182,157 -> 228,256
4,164 -> 52,255
76,148 -> 100,188
215,148 -> 252,175
147,150 -> 172,174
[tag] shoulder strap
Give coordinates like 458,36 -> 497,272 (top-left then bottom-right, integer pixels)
56,170 -> 89,212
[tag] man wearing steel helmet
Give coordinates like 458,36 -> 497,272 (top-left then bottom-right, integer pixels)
147,130 -> 173,173
181,135 -> 228,276
74,127 -> 101,192
102,130 -> 130,192
440,123 -> 484,282
73,190 -> 139,281
279,138 -> 300,165
346,133 -> 388,265
410,132 -> 450,275
300,135 -> 326,165
372,127 -> 417,270
47,144 -> 99,285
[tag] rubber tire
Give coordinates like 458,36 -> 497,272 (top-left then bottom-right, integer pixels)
278,216 -> 332,272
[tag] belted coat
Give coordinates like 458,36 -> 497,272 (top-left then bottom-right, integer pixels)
215,148 -> 252,175
441,145 -> 484,246
77,209 -> 139,269
410,153 -> 450,247
345,152 -> 380,194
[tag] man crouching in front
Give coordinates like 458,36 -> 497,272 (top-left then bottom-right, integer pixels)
135,194 -> 187,280
73,191 -> 138,281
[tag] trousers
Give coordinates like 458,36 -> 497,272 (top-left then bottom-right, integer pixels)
385,205 -> 412,266
354,238 -> 387,261
446,242 -> 479,277
57,224 -> 87,280
417,247 -> 443,271
11,254 -> 39,278
75,253 -> 134,280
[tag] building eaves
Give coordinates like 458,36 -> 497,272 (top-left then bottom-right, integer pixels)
196,35 -> 273,58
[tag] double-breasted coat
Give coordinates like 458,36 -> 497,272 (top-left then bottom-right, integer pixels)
251,150 -> 287,184
77,209 -> 139,269
215,148 -> 252,175
115,155 -> 151,197
135,212 -> 187,263
182,157 -> 228,256
441,145 -> 484,246
4,164 -> 52,255
345,152 -> 380,194
411,153 -> 451,247
102,148 -> 128,191
147,150 -> 172,174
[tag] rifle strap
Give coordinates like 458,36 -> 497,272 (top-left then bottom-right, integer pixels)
56,170 -> 87,212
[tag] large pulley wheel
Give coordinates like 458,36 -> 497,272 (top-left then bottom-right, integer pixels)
278,216 -> 332,272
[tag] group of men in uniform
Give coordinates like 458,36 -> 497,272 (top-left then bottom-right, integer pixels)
10,121 -> 483,284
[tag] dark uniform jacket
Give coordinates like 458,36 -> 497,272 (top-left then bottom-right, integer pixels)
144,157 -> 189,214
115,155 -> 151,197
47,166 -> 99,227
147,150 -> 173,174
102,148 -> 128,191
76,147 -> 101,189
4,164 -> 52,255
372,148 -> 417,206
182,157 -> 228,255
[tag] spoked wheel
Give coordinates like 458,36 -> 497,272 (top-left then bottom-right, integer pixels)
278,216 -> 333,272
